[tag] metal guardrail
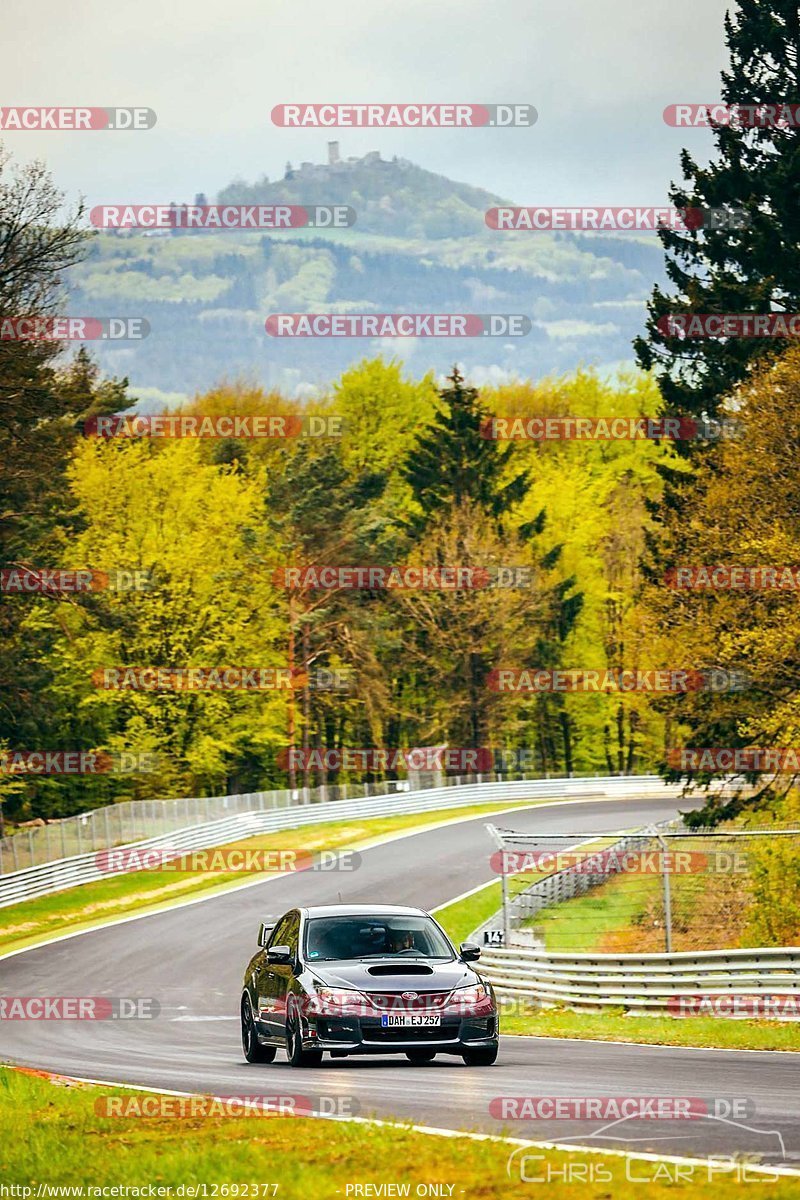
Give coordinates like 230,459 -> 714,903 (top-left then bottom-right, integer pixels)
478,945 -> 800,1016
0,774 -> 681,907
0,768 -> 689,874
0,780 -> 406,873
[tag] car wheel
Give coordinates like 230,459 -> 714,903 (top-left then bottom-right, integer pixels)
285,1002 -> 323,1068
241,994 -> 276,1063
405,1050 -> 436,1064
461,1044 -> 498,1066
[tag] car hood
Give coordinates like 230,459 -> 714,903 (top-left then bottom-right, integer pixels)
307,958 -> 478,992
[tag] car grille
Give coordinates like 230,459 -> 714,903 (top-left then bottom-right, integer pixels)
365,991 -> 452,1011
362,1024 -> 460,1044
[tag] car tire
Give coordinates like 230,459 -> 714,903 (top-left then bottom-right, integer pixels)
405,1050 -> 436,1064
286,1002 -> 323,1068
461,1044 -> 498,1066
241,994 -> 277,1063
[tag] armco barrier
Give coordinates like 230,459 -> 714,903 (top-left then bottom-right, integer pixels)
0,774 -> 681,907
478,945 -> 800,1016
0,769 -> 695,874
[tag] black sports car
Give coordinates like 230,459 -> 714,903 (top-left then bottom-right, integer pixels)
240,903 -> 499,1067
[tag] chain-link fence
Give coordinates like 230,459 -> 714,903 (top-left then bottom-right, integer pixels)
0,767 -> 630,875
481,821 -> 800,954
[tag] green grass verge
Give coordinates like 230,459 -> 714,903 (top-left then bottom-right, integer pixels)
530,871 -> 663,951
433,880 -> 502,944
2,1067 -> 796,1196
0,801 -> 522,959
501,1006 -> 800,1052
433,833 -> 626,948
523,830 -> 776,955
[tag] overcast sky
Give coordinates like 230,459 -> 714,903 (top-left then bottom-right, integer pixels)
1,0 -> 732,208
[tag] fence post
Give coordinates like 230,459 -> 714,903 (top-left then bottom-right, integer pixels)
501,863 -> 510,947
651,827 -> 673,954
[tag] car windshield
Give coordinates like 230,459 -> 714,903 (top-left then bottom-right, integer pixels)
304,914 -> 454,962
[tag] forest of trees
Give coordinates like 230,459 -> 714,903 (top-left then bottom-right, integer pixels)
3,0 -> 800,828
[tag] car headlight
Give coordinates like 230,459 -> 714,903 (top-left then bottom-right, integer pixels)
447,983 -> 493,1011
452,983 -> 487,1003
309,987 -> 368,1015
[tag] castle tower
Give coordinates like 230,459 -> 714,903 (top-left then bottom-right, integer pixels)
328,140 -> 340,165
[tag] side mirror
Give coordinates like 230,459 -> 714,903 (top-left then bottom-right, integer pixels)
257,922 -> 274,948
267,944 -> 293,965
459,942 -> 481,962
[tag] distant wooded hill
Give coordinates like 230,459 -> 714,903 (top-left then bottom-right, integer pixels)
70,150 -> 666,403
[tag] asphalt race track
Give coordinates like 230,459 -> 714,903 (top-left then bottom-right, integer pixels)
1,794 -> 798,1169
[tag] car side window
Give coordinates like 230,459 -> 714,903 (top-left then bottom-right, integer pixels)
283,912 -> 301,957
268,915 -> 290,948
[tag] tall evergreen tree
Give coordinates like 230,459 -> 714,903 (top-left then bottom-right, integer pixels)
635,0 -> 800,431
402,367 -> 533,532
398,367 -> 583,765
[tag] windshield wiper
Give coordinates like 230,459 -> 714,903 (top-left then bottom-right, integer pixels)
353,953 -> 452,961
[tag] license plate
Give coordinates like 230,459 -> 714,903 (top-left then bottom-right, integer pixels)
380,1013 -> 441,1027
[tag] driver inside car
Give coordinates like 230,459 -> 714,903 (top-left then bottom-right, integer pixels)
390,929 -> 415,952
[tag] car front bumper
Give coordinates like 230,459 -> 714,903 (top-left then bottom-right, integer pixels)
304,1012 -> 498,1054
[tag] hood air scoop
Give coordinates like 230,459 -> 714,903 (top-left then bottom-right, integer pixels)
365,963 -> 434,977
